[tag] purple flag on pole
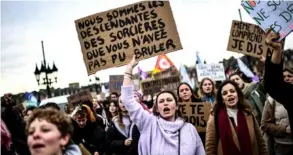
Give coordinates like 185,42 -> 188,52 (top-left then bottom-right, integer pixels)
138,66 -> 148,80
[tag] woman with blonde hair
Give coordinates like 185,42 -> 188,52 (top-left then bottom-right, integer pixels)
197,77 -> 217,104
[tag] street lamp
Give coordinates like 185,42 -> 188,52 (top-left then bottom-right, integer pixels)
95,76 -> 101,93
89,76 -> 101,93
34,41 -> 58,98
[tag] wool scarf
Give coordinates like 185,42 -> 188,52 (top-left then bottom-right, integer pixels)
218,107 -> 252,155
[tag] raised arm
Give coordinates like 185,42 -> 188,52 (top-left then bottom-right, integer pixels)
121,56 -> 153,132
264,29 -> 291,107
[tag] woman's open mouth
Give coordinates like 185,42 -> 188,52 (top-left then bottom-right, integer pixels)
163,107 -> 170,113
227,97 -> 235,103
32,143 -> 45,149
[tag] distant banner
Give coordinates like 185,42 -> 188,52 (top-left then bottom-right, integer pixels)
109,75 -> 124,94
227,20 -> 278,58
75,1 -> 182,75
241,0 -> 293,41
196,63 -> 226,81
178,102 -> 211,132
67,90 -> 93,105
141,75 -> 180,95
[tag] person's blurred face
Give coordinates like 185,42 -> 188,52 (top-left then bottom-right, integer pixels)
230,75 -> 245,89
109,102 -> 117,114
111,94 -> 118,101
202,79 -> 213,94
221,83 -> 239,108
118,96 -> 127,112
27,119 -> 69,155
283,71 -> 293,84
24,110 -> 33,122
157,93 -> 177,121
75,115 -> 87,128
178,84 -> 192,101
92,98 -> 98,109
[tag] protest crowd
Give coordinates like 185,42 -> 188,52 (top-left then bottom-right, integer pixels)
1,1 -> 293,155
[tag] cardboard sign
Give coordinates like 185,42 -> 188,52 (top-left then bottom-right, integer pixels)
67,90 -> 93,105
178,102 -> 211,132
109,75 -> 124,94
227,20 -> 277,58
141,75 -> 180,95
241,0 -> 293,41
153,66 -> 178,79
75,1 -> 182,75
196,63 -> 226,81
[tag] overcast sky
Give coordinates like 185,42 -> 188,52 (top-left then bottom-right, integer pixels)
1,0 -> 293,96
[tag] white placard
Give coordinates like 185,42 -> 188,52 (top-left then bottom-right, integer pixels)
241,0 -> 293,41
196,63 -> 226,81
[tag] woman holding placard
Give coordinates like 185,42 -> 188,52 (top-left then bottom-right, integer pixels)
121,56 -> 205,155
205,80 -> 267,155
177,82 -> 206,147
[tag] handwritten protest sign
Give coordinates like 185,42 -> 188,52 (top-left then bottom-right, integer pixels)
178,102 -> 211,132
196,63 -> 226,81
227,20 -> 278,58
241,0 -> 293,41
67,90 -> 93,105
141,75 -> 180,95
109,75 -> 124,94
75,1 -> 182,75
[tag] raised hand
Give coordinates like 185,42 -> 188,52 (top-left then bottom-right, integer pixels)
127,55 -> 139,70
265,28 -> 284,52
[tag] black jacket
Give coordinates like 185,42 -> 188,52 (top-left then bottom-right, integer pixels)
1,104 -> 30,155
264,57 -> 293,140
106,121 -> 140,155
72,120 -> 106,154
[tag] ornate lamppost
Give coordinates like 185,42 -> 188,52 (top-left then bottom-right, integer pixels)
34,41 -> 58,98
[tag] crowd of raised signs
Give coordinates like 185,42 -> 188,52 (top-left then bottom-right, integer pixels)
1,30 -> 293,155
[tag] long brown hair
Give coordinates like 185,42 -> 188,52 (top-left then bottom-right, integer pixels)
177,82 -> 200,102
197,77 -> 217,98
113,96 -> 128,129
153,90 -> 178,116
211,80 -> 252,115
107,100 -> 119,121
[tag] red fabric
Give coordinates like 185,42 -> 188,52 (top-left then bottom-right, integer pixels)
218,107 -> 252,155
1,119 -> 11,150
